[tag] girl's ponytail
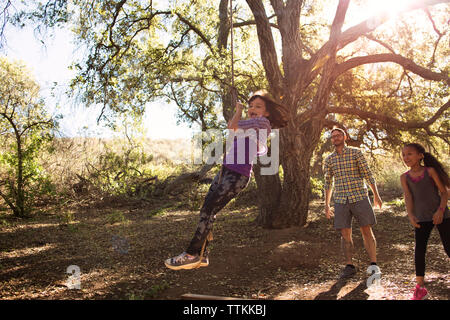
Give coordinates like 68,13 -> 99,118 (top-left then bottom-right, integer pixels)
423,152 -> 450,188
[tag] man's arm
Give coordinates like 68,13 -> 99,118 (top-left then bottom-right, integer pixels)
356,150 -> 382,209
323,157 -> 334,219
325,188 -> 334,219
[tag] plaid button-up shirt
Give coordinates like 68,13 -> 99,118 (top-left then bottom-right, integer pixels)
324,146 -> 376,204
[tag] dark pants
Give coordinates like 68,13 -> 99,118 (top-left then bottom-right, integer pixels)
414,218 -> 450,277
186,166 -> 250,255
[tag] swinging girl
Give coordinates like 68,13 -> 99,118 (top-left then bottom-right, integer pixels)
164,90 -> 289,270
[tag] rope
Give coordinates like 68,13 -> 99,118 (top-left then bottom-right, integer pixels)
229,0 -> 237,107
194,231 -> 213,269
196,0 -> 235,268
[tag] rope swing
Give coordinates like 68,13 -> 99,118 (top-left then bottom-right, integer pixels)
229,0 -> 237,108
195,0 -> 236,269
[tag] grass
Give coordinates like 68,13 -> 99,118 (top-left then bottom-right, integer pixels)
386,198 -> 406,210
106,210 -> 128,224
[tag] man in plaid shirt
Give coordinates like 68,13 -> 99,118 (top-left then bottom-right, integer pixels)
324,127 -> 383,279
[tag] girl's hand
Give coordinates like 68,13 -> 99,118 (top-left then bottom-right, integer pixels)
408,214 -> 421,228
236,102 -> 244,112
432,210 -> 444,225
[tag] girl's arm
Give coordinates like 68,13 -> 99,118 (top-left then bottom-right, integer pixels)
428,167 -> 448,225
227,102 -> 244,130
400,173 -> 420,228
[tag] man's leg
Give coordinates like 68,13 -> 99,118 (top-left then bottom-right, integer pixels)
360,225 -> 377,264
339,227 -> 357,278
340,228 -> 354,265
351,198 -> 377,264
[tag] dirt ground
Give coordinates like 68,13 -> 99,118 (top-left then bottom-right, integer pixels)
0,192 -> 449,300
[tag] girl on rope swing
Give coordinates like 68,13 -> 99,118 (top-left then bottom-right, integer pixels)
165,90 -> 289,270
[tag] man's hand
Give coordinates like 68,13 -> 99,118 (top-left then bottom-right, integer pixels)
325,205 -> 334,219
373,195 -> 383,209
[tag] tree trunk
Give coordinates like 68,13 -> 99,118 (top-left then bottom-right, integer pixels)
15,135 -> 26,217
255,116 -> 324,228
253,164 -> 282,228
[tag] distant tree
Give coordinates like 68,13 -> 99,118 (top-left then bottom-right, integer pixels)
0,57 -> 59,217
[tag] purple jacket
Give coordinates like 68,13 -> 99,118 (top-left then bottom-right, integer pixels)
223,117 -> 272,177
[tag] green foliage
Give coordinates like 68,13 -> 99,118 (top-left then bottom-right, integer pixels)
106,210 -> 128,224
310,177 -> 324,199
0,57 -> 59,217
330,4 -> 449,152
85,142 -> 154,197
386,198 -> 406,211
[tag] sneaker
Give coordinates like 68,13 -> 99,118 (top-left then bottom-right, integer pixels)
411,284 -> 429,300
367,264 -> 381,275
164,252 -> 201,270
339,265 -> 356,279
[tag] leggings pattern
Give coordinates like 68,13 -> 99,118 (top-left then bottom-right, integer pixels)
414,218 -> 450,277
186,167 -> 250,255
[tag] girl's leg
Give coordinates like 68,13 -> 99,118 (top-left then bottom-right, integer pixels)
415,221 -> 434,286
436,218 -> 450,258
186,167 -> 249,255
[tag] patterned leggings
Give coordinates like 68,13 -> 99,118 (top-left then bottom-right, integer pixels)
186,166 -> 250,255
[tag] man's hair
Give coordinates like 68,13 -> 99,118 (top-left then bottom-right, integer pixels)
331,126 -> 346,137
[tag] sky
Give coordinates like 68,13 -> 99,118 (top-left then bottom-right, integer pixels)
2,24 -> 196,140
1,0 -> 434,140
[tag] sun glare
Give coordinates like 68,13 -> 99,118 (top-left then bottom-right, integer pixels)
347,0 -> 415,27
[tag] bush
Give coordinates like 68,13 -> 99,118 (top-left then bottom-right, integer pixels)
310,177 -> 324,199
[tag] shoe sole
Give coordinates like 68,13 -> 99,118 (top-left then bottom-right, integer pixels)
164,260 -> 209,270
164,260 -> 202,270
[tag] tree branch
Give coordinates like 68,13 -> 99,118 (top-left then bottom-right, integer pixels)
308,0 -> 350,117
327,99 -> 450,130
246,0 -> 283,93
313,0 -> 449,71
270,0 -> 304,90
333,53 -> 450,84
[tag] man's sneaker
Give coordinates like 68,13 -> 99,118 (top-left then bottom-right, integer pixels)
367,264 -> 381,275
164,252 -> 201,270
339,265 -> 356,279
411,284 -> 429,300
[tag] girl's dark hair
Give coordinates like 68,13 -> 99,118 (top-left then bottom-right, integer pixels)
248,90 -> 290,129
405,143 -> 450,187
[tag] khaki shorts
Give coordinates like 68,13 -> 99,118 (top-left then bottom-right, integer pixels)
334,197 -> 376,229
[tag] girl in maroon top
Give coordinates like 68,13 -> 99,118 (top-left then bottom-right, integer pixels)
400,143 -> 450,300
